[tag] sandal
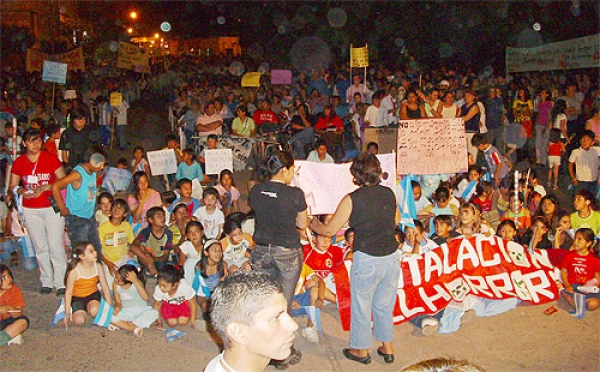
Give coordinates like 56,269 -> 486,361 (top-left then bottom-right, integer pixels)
107,324 -> 119,332
553,184 -> 558,190
133,328 -> 143,337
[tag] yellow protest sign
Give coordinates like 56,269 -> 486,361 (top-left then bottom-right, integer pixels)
110,92 -> 123,107
241,72 -> 261,87
350,46 -> 369,68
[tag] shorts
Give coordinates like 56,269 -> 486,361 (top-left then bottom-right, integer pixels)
161,299 -> 191,320
548,156 -> 561,168
0,315 -> 30,330
290,291 -> 311,317
72,291 -> 101,313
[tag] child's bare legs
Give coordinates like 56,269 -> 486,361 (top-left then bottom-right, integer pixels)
165,317 -> 189,327
241,261 -> 252,271
112,320 -> 142,336
197,296 -> 210,320
552,166 -> 559,187
72,310 -> 88,326
227,265 -> 240,275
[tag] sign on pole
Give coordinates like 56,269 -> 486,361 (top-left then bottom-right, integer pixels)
42,61 -> 68,84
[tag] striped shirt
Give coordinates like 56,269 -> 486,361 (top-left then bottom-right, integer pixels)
569,147 -> 600,182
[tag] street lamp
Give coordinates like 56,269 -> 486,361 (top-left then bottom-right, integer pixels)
127,27 -> 133,34
130,11 -> 138,20
155,33 -> 160,39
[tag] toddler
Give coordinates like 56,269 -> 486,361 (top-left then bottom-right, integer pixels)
153,264 -> 197,329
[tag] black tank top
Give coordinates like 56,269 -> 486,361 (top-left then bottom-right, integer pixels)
407,105 -> 422,119
349,185 -> 397,257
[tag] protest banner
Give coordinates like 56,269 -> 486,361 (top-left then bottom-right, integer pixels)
241,72 -> 261,87
146,149 -> 178,176
506,33 -> 600,72
109,92 -> 123,107
42,61 -> 68,84
271,69 -> 292,85
389,236 -> 560,324
64,90 -> 77,100
205,149 -> 233,175
26,48 -> 84,73
350,45 -> 369,68
292,153 -> 396,215
117,42 -> 149,71
396,118 -> 467,175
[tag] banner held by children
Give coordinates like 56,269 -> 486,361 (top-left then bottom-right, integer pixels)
205,148 -> 233,175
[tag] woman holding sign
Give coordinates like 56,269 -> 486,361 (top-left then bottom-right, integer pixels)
311,152 -> 401,365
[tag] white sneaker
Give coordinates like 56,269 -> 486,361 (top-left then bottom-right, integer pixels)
8,334 -> 23,345
300,325 -> 319,343
420,317 -> 439,337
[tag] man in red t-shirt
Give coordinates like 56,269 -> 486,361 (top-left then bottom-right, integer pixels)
252,99 -> 280,135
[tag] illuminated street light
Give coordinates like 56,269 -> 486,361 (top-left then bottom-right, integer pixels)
130,11 -> 138,19
155,33 -> 159,39
127,28 -> 133,34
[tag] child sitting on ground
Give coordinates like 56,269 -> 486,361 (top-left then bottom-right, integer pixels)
453,165 -> 482,203
131,207 -> 174,277
401,220 -> 439,256
560,228 -> 600,318
0,264 -> 29,345
176,148 -> 205,184
220,219 -> 253,274
193,187 -> 225,240
179,221 -> 205,283
303,232 -> 345,295
98,199 -> 135,280
501,193 -> 531,234
194,239 -> 227,321
471,181 -> 494,213
168,179 -> 201,218
553,212 -> 573,250
215,169 -> 241,217
110,264 -> 158,337
430,215 -> 460,245
153,264 -> 196,329
520,216 -> 552,249
64,242 -> 112,327
419,186 -> 459,234
497,220 -> 518,242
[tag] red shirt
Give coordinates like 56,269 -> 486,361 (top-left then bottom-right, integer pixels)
11,150 -> 62,208
0,285 -> 26,320
472,196 -> 492,213
561,251 -> 600,285
252,110 -> 279,125
548,142 -> 562,157
315,115 -> 344,131
43,140 -> 58,157
302,244 -> 344,280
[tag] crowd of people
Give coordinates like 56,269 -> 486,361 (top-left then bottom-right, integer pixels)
0,51 -> 599,370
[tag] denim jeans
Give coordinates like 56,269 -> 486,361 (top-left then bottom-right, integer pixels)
100,125 -> 110,147
289,127 -> 314,159
0,238 -> 37,270
251,244 -> 302,313
65,214 -> 102,260
349,250 -> 401,350
23,206 -> 66,289
115,125 -> 127,150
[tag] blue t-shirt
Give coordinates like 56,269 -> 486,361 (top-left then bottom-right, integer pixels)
176,161 -> 204,182
66,165 -> 97,219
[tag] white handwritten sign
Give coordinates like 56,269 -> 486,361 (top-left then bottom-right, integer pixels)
42,61 -> 68,84
205,149 -> 233,175
396,118 -> 467,175
147,149 -> 178,176
292,153 -> 396,215
64,90 -> 77,100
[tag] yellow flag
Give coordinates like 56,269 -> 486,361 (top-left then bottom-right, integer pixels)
241,72 -> 261,87
350,46 -> 369,68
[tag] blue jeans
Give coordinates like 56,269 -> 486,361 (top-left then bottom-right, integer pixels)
115,125 -> 127,149
65,215 -> 101,260
349,250 -> 401,349
289,127 -> 314,159
0,238 -> 37,271
251,244 -> 302,313
100,125 -> 110,147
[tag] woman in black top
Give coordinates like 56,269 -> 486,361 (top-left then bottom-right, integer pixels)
311,152 -> 400,365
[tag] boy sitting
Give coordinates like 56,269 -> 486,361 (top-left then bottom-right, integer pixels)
401,220 -> 439,256
130,207 -> 174,276
168,178 -> 201,218
193,187 -> 225,239
430,215 -> 460,245
303,232 -> 345,293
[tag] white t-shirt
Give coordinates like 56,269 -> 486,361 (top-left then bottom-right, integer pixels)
204,353 -> 240,372
193,206 -> 225,239
153,279 -> 195,304
179,240 -> 203,284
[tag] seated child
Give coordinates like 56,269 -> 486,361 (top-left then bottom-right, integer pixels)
419,186 -> 459,233
178,221 -> 205,283
99,199 -> 135,280
193,187 -> 225,240
215,169 -> 241,217
153,264 -> 197,329
194,240 -> 228,320
168,179 -> 201,218
397,180 -> 432,216
64,242 -> 112,326
401,220 -> 439,256
176,148 -> 205,183
303,232 -> 345,295
95,192 -> 114,226
430,215 -> 460,245
161,191 -> 177,224
497,220 -> 518,242
110,264 -> 159,337
220,219 -> 253,274
453,165 -> 482,202
519,216 -> 552,249
341,227 -> 354,261
501,193 -> 531,233
560,228 -> 600,318
472,181 -> 494,213
0,264 -> 29,345
553,211 -> 573,250
131,207 -> 174,277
